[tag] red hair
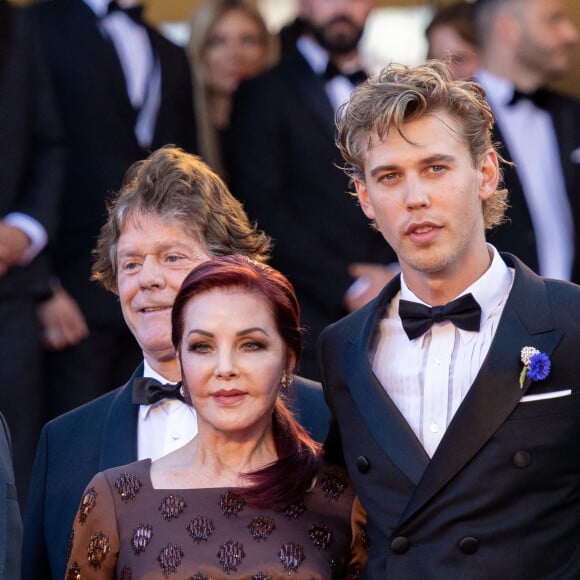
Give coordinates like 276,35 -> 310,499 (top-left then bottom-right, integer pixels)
171,255 -> 320,510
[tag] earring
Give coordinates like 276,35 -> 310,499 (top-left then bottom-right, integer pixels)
280,372 -> 292,388
179,383 -> 189,401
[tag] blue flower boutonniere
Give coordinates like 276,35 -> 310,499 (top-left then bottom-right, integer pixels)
519,346 -> 551,388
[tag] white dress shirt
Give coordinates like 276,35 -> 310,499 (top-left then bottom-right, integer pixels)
83,0 -> 160,147
3,212 -> 47,264
476,69 -> 574,281
137,360 -> 198,461
371,246 -> 514,457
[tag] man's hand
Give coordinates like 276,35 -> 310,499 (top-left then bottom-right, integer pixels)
0,221 -> 31,275
38,286 -> 89,350
344,262 -> 399,313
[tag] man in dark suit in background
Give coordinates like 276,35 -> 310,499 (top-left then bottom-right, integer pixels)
23,147 -> 330,580
228,0 -> 397,380
0,412 -> 21,580
0,0 -> 64,502
320,61 -> 580,578
29,0 -> 197,420
473,0 -> 580,281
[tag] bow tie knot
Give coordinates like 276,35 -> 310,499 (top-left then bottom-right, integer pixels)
323,61 -> 367,86
399,293 -> 482,341
508,87 -> 550,110
132,377 -> 185,405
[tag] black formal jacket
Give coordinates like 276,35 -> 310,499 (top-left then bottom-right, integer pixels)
22,365 -> 329,580
228,48 -> 395,372
29,0 -> 197,323
0,412 -> 21,580
0,3 -> 64,299
319,254 -> 580,579
486,89 -> 580,282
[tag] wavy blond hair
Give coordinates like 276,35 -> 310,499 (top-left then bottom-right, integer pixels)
92,146 -> 271,293
336,61 -> 508,230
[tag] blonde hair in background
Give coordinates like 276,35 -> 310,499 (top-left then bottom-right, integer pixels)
188,0 -> 278,177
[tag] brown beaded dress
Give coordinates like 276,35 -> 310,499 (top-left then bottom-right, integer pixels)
65,458 -> 361,579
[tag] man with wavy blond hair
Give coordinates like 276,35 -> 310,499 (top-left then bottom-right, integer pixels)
320,61 -> 580,578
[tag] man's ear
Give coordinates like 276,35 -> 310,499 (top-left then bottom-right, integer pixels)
478,149 -> 500,201
354,179 -> 376,220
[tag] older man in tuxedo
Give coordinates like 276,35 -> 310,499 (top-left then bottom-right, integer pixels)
23,147 -> 330,580
319,61 -> 580,578
473,0 -> 580,282
229,0 -> 397,380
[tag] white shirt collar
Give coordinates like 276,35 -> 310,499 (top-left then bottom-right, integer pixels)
475,69 -> 516,107
83,0 -> 109,18
296,35 -> 329,76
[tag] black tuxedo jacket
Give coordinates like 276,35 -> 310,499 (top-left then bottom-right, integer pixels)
0,413 -> 21,580
228,49 -> 395,373
319,254 -> 580,579
22,365 -> 329,580
486,90 -> 580,282
0,3 -> 64,299
29,0 -> 197,322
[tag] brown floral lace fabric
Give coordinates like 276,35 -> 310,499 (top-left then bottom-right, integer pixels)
65,458 -> 361,579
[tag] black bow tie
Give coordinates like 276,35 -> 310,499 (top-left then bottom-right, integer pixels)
107,1 -> 144,22
132,377 -> 185,405
399,293 -> 482,341
323,61 -> 367,86
507,87 -> 550,110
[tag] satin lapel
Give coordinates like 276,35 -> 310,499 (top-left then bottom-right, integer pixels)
344,276 -> 429,486
398,255 -> 562,524
99,365 -> 143,470
283,51 -> 335,140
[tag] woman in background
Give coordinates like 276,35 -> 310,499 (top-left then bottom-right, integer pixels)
425,1 -> 480,81
65,256 -> 364,578
188,0 -> 275,177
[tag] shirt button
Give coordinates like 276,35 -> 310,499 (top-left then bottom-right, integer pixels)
171,432 -> 182,440
435,357 -> 442,365
430,422 -> 439,433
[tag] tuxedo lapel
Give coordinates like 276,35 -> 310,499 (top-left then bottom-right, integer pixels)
345,276 -> 429,486
282,50 -> 336,140
99,365 -> 142,470
398,254 -> 562,525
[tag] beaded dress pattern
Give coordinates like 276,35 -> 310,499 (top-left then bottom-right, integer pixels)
65,458 -> 361,579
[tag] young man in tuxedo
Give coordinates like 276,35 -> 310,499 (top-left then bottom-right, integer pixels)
319,61 -> 580,578
23,148 -> 329,580
228,0 -> 397,380
473,0 -> 580,282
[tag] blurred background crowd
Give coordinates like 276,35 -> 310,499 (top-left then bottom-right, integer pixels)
1,0 -> 580,525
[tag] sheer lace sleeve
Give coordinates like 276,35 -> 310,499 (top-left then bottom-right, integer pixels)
65,472 -> 120,579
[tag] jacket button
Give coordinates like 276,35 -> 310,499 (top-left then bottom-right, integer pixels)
356,455 -> 370,473
513,450 -> 532,468
459,537 -> 479,554
390,536 -> 409,554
